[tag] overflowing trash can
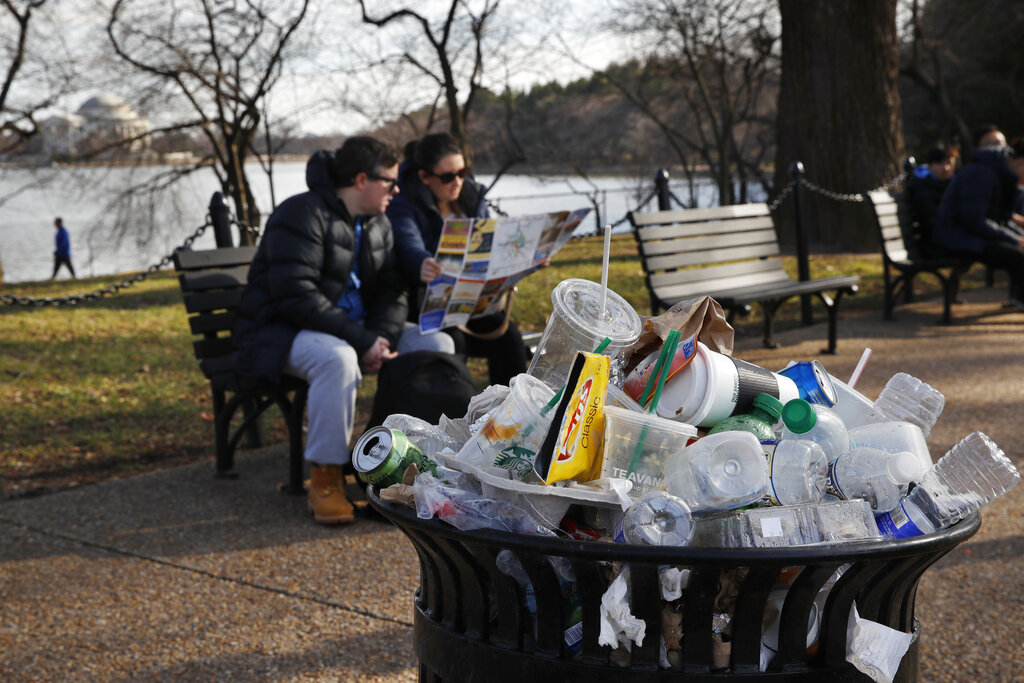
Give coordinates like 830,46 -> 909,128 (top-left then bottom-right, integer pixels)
358,279 -> 1017,682
369,489 -> 978,681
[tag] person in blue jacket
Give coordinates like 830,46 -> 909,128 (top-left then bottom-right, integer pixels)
905,145 -> 957,256
387,133 -> 527,385
933,140 -> 1024,309
51,217 -> 76,279
233,137 -> 453,525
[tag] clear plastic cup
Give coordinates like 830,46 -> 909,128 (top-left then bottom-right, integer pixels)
455,373 -> 555,481
599,405 -> 697,498
527,278 -> 642,390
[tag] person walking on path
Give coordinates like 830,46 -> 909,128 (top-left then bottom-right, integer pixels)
233,137 -> 454,526
51,217 -> 76,279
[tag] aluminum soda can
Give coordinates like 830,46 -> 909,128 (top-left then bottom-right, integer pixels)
352,427 -> 438,486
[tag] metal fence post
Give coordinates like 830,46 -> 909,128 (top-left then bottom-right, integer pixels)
655,168 -> 671,210
209,192 -> 234,248
790,161 -> 813,325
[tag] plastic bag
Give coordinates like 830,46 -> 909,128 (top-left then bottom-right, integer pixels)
412,472 -> 556,534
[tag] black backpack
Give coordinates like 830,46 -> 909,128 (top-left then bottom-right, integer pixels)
366,351 -> 476,430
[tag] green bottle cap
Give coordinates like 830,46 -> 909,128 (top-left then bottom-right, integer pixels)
782,398 -> 816,434
752,393 -> 783,421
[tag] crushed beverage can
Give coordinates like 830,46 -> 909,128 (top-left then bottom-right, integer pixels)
352,427 -> 438,487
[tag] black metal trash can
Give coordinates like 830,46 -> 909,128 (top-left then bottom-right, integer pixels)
369,490 -> 979,682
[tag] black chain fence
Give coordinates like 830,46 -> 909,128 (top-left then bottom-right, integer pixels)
2,167 -> 907,308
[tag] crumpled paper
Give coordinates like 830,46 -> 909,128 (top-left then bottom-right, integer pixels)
659,566 -> 690,601
599,566 -> 646,650
623,296 -> 735,375
846,602 -> 914,683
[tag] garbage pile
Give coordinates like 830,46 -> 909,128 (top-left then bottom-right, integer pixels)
358,279 -> 1020,677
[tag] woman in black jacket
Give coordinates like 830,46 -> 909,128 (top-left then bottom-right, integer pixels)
234,137 -> 453,524
386,133 -> 527,385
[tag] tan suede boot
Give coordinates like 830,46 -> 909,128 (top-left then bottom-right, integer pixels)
308,464 -> 355,525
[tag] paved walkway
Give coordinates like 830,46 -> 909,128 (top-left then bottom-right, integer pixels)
2,286 -> 1022,681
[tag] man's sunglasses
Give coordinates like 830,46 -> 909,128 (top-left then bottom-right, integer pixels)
425,167 -> 470,184
367,174 -> 399,191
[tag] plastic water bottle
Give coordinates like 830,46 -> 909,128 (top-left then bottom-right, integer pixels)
780,399 -> 850,461
873,372 -> 945,437
875,432 -> 1020,538
663,431 -> 769,512
707,393 -> 783,441
827,446 -> 920,511
761,439 -> 829,506
612,491 -> 693,546
848,421 -> 931,481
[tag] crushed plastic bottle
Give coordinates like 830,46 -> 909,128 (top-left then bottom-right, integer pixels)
872,372 -> 945,438
875,432 -> 1020,538
613,491 -> 693,546
827,446 -> 919,512
761,439 -> 829,506
663,431 -> 769,512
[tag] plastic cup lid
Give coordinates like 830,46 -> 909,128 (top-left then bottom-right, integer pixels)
551,278 -> 642,345
508,373 -> 556,419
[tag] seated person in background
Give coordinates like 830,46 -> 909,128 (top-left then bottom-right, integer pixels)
1012,138 -> 1024,230
905,144 -> 957,255
974,123 -> 1007,150
387,132 -> 528,386
234,137 -> 454,526
933,139 -> 1024,310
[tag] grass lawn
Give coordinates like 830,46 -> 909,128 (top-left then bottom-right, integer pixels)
0,234 -> 995,499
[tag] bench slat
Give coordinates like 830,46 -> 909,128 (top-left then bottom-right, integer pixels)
629,203 -> 769,226
173,246 -> 257,270
649,257 -> 784,289
183,288 -> 244,314
636,215 -> 776,242
189,310 -> 236,336
178,266 -> 250,293
193,337 -> 235,360
644,242 -> 779,271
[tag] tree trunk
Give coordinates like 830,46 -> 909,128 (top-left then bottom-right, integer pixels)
774,0 -> 904,251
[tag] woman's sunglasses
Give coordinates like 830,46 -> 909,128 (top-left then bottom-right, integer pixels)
426,167 -> 470,184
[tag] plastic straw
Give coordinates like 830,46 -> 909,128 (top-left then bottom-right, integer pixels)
540,336 -> 612,417
600,224 -> 612,319
627,330 -> 680,477
848,347 -> 872,388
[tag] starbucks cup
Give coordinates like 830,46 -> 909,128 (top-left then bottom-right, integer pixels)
455,373 -> 555,481
656,342 -> 800,428
527,278 -> 642,391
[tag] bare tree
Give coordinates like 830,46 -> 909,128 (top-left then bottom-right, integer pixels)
1,0 -> 76,154
356,0 -> 525,176
106,0 -> 311,240
605,0 -> 780,206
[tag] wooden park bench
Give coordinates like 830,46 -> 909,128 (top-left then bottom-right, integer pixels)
173,246 -> 307,494
629,203 -> 860,353
867,190 -> 986,325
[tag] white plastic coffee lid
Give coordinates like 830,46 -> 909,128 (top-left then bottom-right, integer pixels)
887,450 -> 922,484
508,373 -> 557,419
551,278 -> 642,345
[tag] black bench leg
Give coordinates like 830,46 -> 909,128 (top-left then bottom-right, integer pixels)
212,386 -> 239,480
282,384 -> 308,495
241,396 -> 265,449
939,273 -> 956,325
761,301 -> 783,350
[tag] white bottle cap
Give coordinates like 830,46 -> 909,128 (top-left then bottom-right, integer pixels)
887,451 -> 921,484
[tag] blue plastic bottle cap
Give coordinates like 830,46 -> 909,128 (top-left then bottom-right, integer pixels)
782,398 -> 816,434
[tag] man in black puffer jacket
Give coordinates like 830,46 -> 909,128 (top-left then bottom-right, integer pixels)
933,143 -> 1024,310
234,137 -> 454,524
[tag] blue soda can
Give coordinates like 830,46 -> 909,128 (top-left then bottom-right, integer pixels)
778,361 -> 837,407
